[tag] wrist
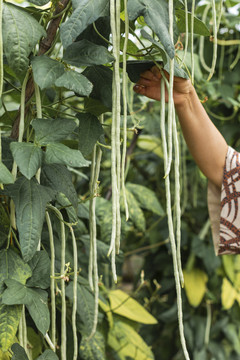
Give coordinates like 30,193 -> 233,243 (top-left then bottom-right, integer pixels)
175,84 -> 196,111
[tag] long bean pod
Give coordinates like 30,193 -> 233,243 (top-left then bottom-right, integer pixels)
207,0 -> 218,81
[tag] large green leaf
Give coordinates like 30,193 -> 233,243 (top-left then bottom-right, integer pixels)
55,70 -> 93,96
10,143 -> 42,180
126,183 -> 164,216
95,197 -> 113,242
0,162 -> 14,184
45,143 -> 90,168
37,350 -> 59,360
32,117 -> 77,145
27,251 -> 50,289
123,189 -> 146,232
5,178 -> 55,262
140,30 -> 167,64
84,98 -> 109,116
176,9 -> 210,36
11,343 -> 29,360
77,113 -> 104,156
2,3 -> 46,75
108,320 -> 154,360
0,249 -> 32,288
63,40 -> 114,67
108,290 -> 157,324
127,0 -> 175,59
77,17 -> 110,48
60,0 -> 110,49
66,281 -> 95,334
82,66 -> 112,110
0,304 -> 22,352
40,164 -> 78,209
79,332 -> 106,360
31,56 -> 65,90
2,279 -> 50,335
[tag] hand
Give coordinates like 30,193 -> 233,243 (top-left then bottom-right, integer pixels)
133,66 -> 193,107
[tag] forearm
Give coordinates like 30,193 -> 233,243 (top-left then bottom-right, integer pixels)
175,87 -> 228,188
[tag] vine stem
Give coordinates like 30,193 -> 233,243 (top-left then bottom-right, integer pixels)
70,226 -> 78,359
0,0 -> 3,98
45,211 -> 56,351
121,0 -> 130,222
204,301 -> 212,345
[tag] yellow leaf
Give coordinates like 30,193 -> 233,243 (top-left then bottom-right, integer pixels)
98,299 -> 113,329
222,255 -> 235,282
234,272 -> 240,292
108,290 -> 157,324
221,278 -> 237,310
0,348 -> 10,360
137,135 -> 163,158
183,268 -> 208,307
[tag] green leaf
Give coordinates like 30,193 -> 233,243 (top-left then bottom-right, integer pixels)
79,332 -> 106,360
66,281 -> 95,335
164,57 -> 189,79
176,9 -> 210,36
41,164 -> 78,209
95,197 -> 113,242
126,183 -> 164,216
0,304 -> 22,352
60,0 -> 110,49
223,323 -> 240,354
84,98 -> 109,116
2,3 -> 46,75
63,40 -> 114,67
45,143 -> 90,168
108,320 -> 154,360
37,350 -> 59,360
82,66 -> 112,110
77,113 -> 104,156
140,30 -> 167,64
183,268 -> 208,307
137,134 -> 163,157
32,117 -> 77,145
108,289 -> 157,324
27,251 -> 50,289
55,70 -> 93,96
5,178 -> 55,262
11,343 -> 29,360
123,189 -> 146,231
31,56 -> 65,90
0,249 -> 32,288
10,142 -> 42,180
3,279 -> 50,335
127,0 -> 175,59
0,162 -> 14,184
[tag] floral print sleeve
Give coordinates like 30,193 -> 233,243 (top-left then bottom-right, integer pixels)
208,146 -> 240,255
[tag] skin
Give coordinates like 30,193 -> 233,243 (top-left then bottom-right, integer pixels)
133,66 -> 228,189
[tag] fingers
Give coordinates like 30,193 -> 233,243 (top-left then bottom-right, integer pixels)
133,84 -> 146,95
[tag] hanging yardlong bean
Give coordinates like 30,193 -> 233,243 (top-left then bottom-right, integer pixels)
108,0 -> 121,282
207,0 -> 218,81
45,211 -> 56,350
191,0 -> 196,84
199,4 -> 211,72
87,115 -> 103,340
173,110 -> 184,287
121,0 -> 129,222
180,0 -> 189,68
163,1 -> 190,358
0,0 -> 3,99
69,226 -> 78,359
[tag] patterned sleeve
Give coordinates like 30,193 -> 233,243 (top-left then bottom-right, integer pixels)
208,146 -> 240,255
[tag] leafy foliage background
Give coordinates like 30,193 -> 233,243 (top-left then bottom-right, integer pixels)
0,0 -> 240,359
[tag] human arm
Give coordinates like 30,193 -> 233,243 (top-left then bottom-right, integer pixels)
133,67 -> 228,188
